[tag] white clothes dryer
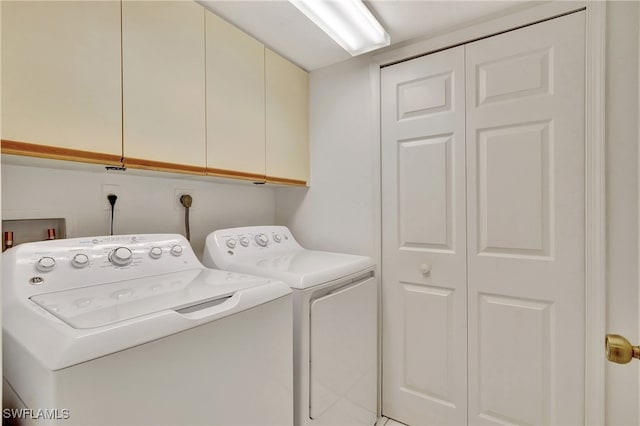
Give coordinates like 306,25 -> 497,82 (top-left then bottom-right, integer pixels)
203,226 -> 378,426
3,234 -> 293,426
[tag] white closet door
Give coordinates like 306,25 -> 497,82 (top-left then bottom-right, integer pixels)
466,12 -> 585,425
381,46 -> 467,426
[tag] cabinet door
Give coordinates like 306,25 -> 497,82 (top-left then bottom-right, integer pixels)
205,11 -> 265,181
265,49 -> 309,185
1,1 -> 122,164
122,1 -> 206,173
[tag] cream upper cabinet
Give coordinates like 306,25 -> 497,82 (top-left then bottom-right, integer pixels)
2,1 -> 310,184
265,49 -> 310,185
205,11 -> 265,180
1,1 -> 122,163
122,1 -> 206,172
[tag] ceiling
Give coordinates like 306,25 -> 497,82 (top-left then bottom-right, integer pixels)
198,0 -> 535,72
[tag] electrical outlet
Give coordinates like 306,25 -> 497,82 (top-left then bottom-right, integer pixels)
174,188 -> 196,211
102,184 -> 121,211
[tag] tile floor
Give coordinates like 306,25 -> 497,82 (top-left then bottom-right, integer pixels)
377,417 -> 409,426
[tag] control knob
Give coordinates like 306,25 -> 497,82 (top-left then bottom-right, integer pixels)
36,256 -> 56,272
273,233 -> 282,243
239,236 -> 250,247
149,247 -> 163,259
226,239 -> 237,249
255,233 -> 268,247
171,245 -> 183,256
71,253 -> 90,268
110,247 -> 133,266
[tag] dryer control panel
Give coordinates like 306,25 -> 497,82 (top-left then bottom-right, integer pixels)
203,226 -> 303,268
3,234 -> 201,297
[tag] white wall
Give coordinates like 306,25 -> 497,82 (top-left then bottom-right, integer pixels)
605,2 -> 640,424
275,3 -> 640,424
1,162 -> 275,258
275,54 -> 378,260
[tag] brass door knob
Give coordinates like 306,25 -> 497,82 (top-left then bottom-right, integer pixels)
605,334 -> 640,364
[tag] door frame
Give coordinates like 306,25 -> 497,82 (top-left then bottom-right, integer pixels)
372,2 -> 606,423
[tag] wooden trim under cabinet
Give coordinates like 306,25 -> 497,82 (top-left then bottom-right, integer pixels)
206,167 -> 265,183
1,140 -> 123,166
2,140 -> 308,186
123,157 -> 206,175
265,175 -> 307,186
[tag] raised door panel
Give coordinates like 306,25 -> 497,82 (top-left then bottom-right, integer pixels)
398,135 -> 453,250
381,46 -> 467,426
265,49 -> 309,185
466,11 -> 585,425
122,1 -> 206,173
1,1 -> 122,164
477,121 -> 552,257
477,295 -> 554,425
205,11 -> 265,181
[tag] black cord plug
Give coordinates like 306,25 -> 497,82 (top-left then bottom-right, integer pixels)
107,194 -> 118,235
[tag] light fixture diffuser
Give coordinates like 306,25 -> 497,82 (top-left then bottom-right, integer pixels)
289,0 -> 390,56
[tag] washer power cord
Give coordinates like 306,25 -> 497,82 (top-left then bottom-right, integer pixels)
180,195 -> 192,241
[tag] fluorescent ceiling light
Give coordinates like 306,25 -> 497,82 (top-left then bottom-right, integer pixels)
289,0 -> 390,56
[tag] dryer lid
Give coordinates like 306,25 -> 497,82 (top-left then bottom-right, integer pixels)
227,250 -> 375,289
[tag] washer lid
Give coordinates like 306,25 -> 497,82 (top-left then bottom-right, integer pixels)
30,268 -> 271,329
228,250 -> 375,289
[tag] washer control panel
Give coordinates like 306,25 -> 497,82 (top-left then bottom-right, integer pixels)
4,234 -> 200,297
203,226 -> 303,269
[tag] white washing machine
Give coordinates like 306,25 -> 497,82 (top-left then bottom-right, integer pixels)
203,226 -> 378,426
3,234 -> 293,426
